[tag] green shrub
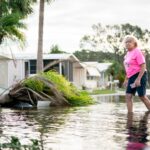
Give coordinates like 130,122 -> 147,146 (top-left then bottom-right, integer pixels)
22,71 -> 94,106
42,71 -> 76,97
42,71 -> 94,106
68,91 -> 94,106
23,77 -> 44,92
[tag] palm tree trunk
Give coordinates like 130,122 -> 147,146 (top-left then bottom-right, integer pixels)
37,0 -> 45,73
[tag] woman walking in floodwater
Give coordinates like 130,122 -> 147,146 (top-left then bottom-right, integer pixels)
123,35 -> 150,113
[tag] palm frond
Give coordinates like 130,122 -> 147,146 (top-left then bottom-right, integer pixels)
5,27 -> 25,42
0,13 -> 26,43
1,13 -> 26,28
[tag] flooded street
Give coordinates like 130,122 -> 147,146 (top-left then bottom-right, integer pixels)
0,96 -> 150,150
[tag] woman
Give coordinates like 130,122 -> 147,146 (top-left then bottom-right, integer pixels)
123,35 -> 150,113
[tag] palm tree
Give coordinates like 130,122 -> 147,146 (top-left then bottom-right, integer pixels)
37,0 -> 45,73
0,13 -> 26,44
0,0 -> 53,73
37,0 -> 53,73
0,0 -> 36,45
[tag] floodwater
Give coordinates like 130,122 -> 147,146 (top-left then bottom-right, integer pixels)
1,95 -> 150,150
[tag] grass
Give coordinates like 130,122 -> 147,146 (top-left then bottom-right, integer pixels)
117,88 -> 126,91
89,89 -> 116,95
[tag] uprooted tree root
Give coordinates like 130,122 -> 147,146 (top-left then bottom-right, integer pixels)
0,76 -> 71,107
0,71 -> 94,107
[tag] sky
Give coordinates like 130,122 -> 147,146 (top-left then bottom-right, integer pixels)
4,0 -> 150,53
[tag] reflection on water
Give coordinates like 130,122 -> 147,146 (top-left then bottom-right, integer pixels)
0,96 -> 150,150
126,112 -> 150,150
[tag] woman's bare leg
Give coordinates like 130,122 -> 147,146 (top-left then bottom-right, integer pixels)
139,96 -> 150,110
126,94 -> 133,113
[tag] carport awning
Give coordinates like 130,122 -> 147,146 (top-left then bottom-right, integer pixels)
86,67 -> 100,76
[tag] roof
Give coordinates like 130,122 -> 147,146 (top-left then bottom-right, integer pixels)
82,62 -> 99,66
0,53 -> 80,62
81,62 -> 112,72
15,53 -> 79,60
86,67 -> 100,77
96,63 -> 112,72
80,62 -> 112,76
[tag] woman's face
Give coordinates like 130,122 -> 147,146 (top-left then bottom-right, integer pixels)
125,38 -> 136,50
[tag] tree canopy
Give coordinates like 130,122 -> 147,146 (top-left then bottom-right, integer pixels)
0,0 -> 36,44
80,23 -> 150,55
49,45 -> 67,54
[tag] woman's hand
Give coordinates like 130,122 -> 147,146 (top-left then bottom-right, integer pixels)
134,64 -> 145,87
123,79 -> 128,87
134,78 -> 141,87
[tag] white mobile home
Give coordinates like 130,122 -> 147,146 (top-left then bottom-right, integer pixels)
78,62 -> 112,89
0,53 -> 83,89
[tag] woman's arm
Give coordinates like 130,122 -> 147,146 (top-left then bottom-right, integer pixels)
123,75 -> 128,87
124,75 -> 128,81
134,63 -> 146,86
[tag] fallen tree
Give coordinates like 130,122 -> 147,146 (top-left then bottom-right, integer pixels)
0,71 -> 94,107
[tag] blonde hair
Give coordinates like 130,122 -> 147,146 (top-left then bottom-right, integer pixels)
123,35 -> 139,48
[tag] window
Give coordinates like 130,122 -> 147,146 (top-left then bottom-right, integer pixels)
30,60 -> 36,74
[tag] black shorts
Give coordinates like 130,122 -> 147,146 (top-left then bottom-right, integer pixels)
126,72 -> 147,97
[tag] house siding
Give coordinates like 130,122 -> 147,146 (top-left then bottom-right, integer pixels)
73,67 -> 86,88
0,60 -> 8,88
8,60 -> 24,87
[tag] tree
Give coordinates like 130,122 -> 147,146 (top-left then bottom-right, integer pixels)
49,44 -> 66,54
0,0 -> 36,45
106,61 -> 125,87
74,49 -> 116,62
0,0 -> 54,73
80,23 -> 150,62
37,0 -> 53,73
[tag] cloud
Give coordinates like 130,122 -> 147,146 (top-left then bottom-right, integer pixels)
23,0 -> 150,53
